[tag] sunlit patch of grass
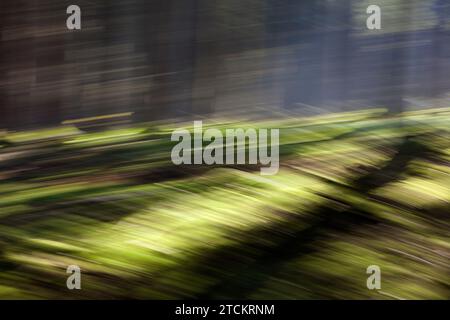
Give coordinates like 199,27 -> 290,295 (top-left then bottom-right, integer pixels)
5,126 -> 81,143
0,182 -> 116,207
0,167 -> 333,298
64,127 -> 147,147
373,175 -> 449,208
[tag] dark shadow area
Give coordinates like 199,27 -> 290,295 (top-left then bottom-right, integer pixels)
189,135 -> 437,299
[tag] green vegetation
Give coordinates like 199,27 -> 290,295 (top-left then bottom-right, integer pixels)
0,109 -> 448,299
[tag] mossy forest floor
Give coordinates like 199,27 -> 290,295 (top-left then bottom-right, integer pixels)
0,108 -> 449,299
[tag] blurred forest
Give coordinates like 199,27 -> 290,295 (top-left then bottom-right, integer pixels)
0,0 -> 449,300
1,0 -> 450,129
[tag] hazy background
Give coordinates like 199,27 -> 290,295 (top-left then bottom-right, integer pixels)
1,0 -> 450,129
